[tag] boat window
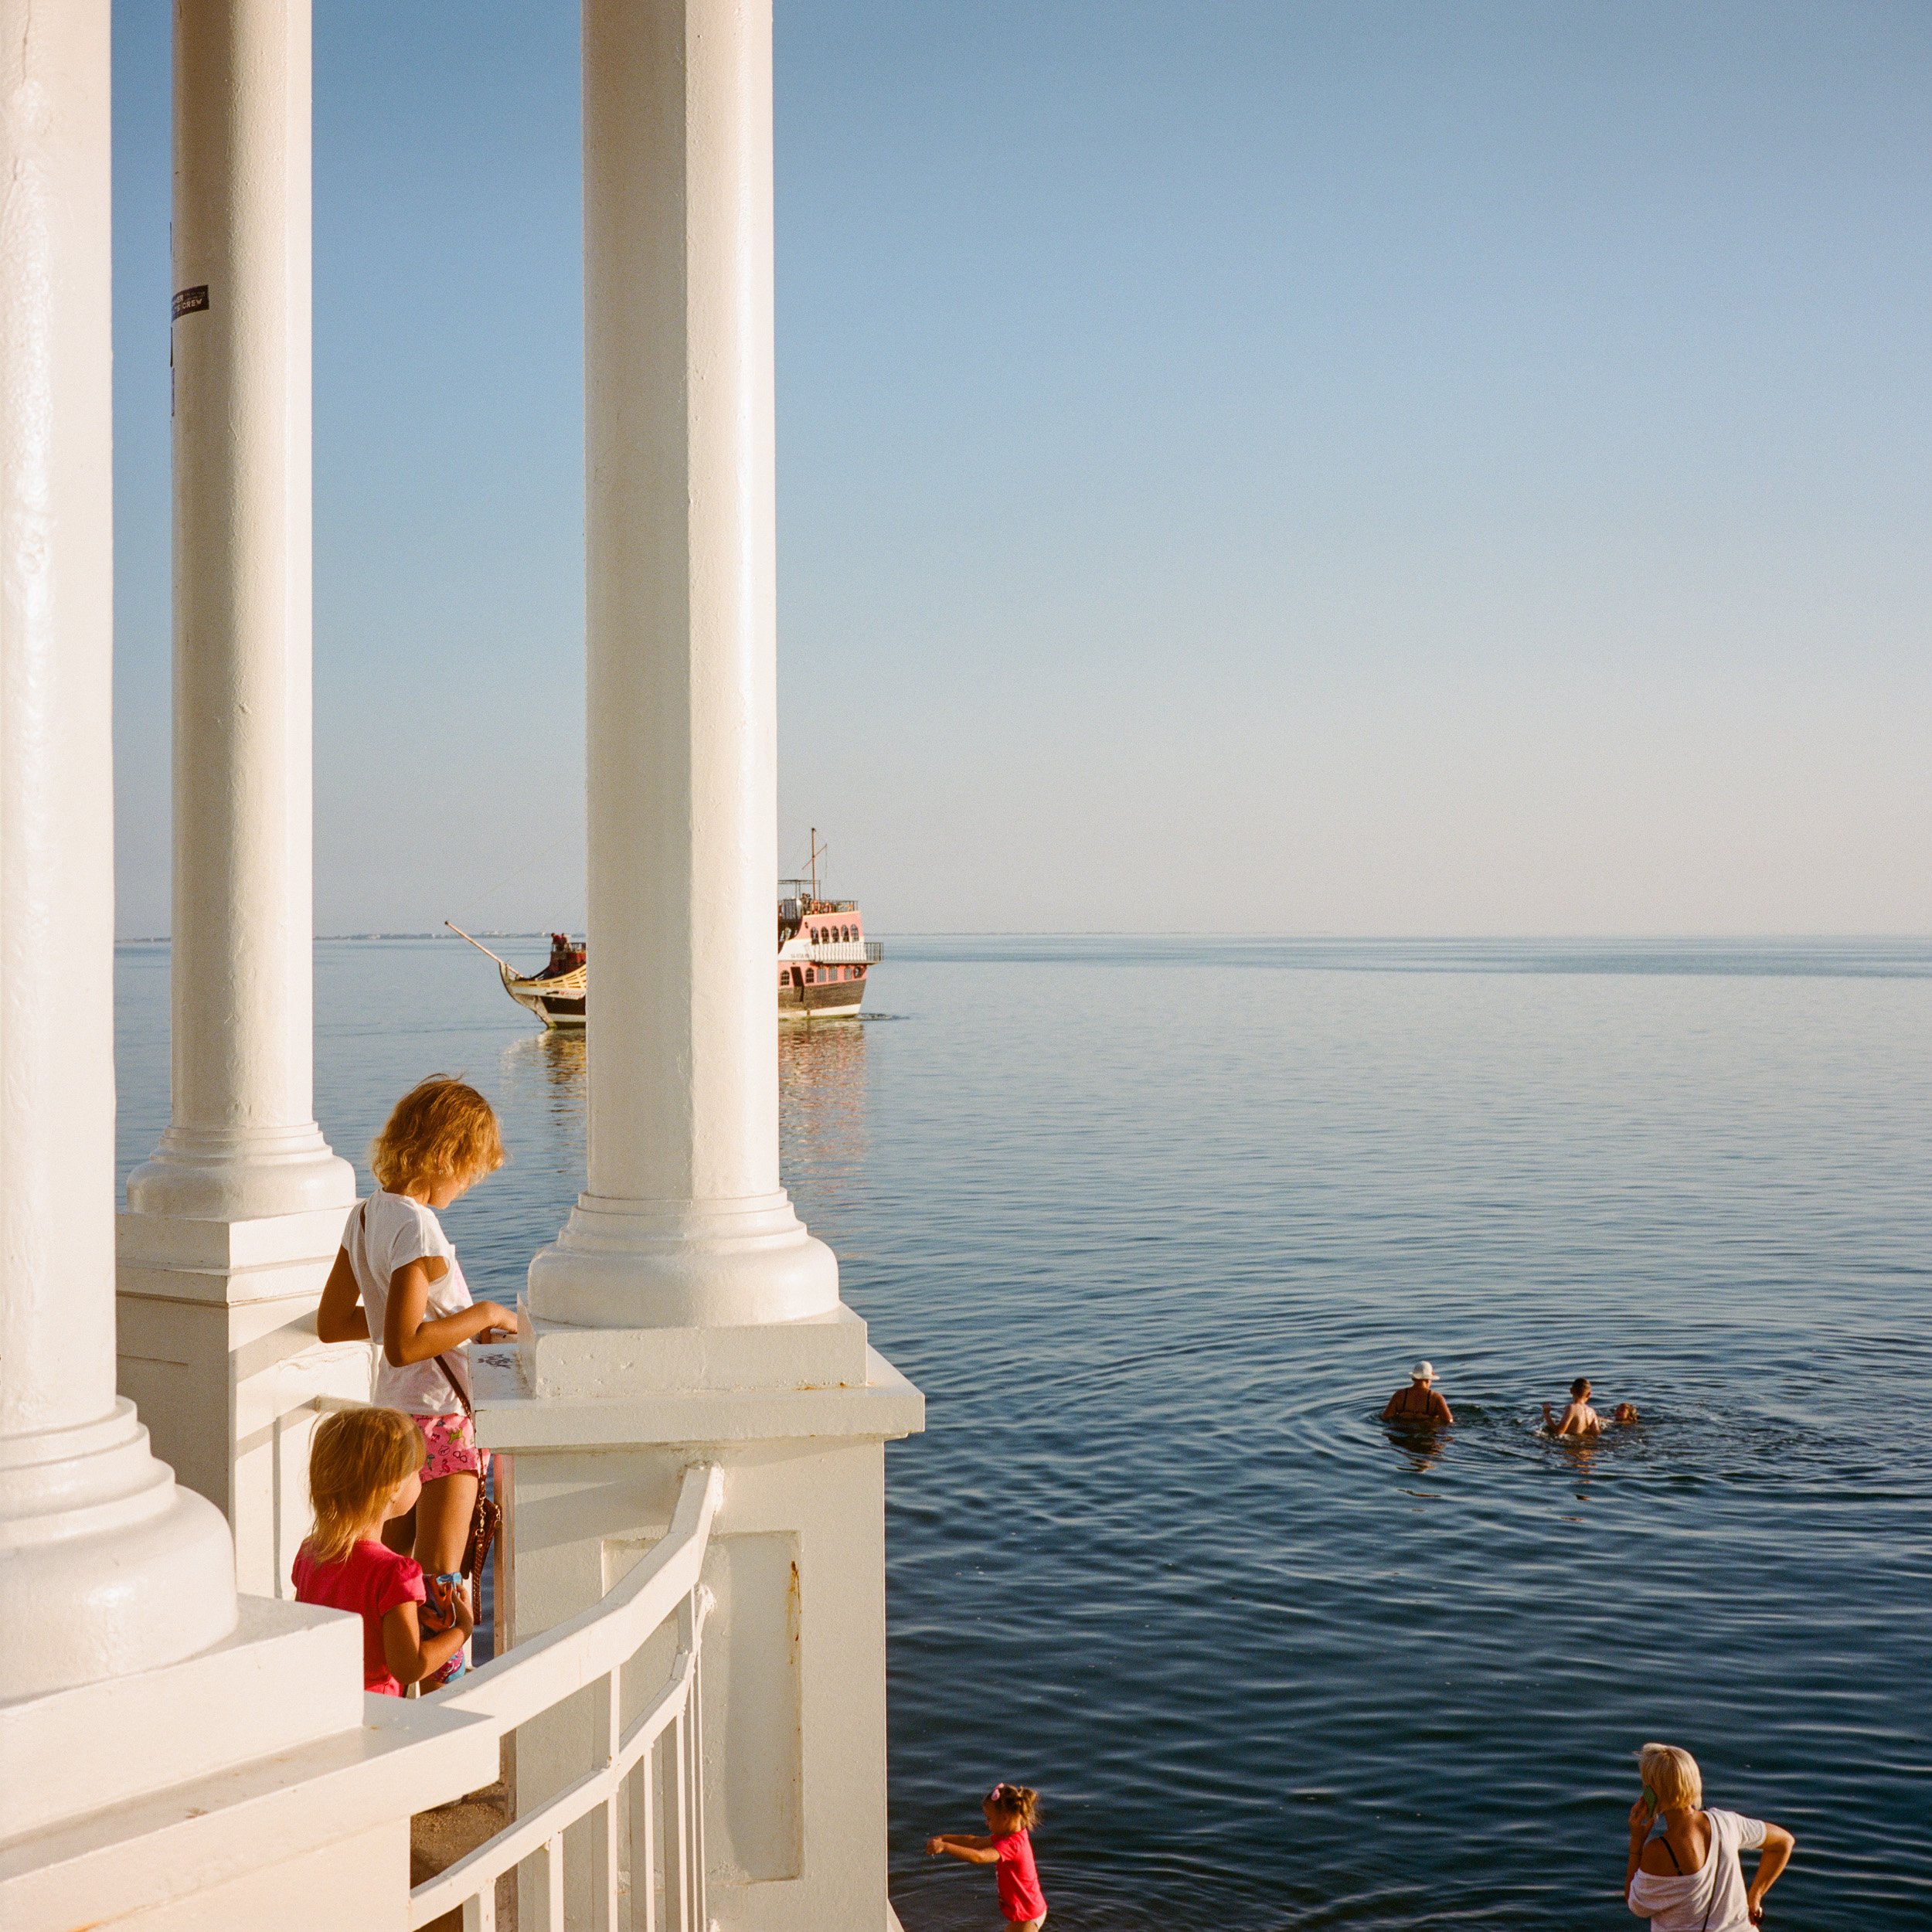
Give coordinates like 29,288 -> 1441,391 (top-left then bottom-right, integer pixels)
805,968 -> 815,984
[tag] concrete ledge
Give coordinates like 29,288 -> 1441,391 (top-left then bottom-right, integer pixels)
519,1301 -> 870,1396
117,1257 -> 341,1307
474,1345 -> 924,1449
117,1203 -> 354,1275
0,1597 -> 363,1840
0,1693 -> 496,1932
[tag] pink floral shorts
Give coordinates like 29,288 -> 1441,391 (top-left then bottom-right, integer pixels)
410,1410 -> 491,1485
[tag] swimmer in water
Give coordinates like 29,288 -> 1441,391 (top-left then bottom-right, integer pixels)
1544,1378 -> 1639,1435
1545,1377 -> 1604,1434
1383,1360 -> 1454,1425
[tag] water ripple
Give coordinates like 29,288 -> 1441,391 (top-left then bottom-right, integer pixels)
110,936 -> 1932,1930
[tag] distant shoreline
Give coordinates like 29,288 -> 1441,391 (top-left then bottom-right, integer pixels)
114,930 -> 1932,945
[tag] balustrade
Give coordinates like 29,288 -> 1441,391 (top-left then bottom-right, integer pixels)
410,1464 -> 724,1932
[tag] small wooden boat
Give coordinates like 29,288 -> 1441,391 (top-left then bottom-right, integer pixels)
447,835 -> 881,1031
446,925 -> 586,1029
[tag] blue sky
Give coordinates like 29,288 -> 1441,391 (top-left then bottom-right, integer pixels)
111,2 -> 1931,937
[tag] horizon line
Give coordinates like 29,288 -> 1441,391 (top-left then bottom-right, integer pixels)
112,929 -> 1932,946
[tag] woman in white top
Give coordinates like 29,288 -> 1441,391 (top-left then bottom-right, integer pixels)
1625,1743 -> 1794,1930
317,1077 -> 519,1683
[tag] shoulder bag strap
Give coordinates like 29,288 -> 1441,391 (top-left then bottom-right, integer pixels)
434,1347 -> 474,1417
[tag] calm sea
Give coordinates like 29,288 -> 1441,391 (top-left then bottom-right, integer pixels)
114,935 -> 1932,1930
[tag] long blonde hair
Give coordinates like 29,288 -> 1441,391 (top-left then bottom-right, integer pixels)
306,1407 -> 423,1563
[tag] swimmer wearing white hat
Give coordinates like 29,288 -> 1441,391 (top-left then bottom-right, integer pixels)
1383,1359 -> 1454,1424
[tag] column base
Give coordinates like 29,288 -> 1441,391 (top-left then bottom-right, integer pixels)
117,1202 -> 367,1598
126,1123 -> 355,1223
516,1301 -> 871,1400
0,1400 -> 238,1700
527,1189 -> 841,1329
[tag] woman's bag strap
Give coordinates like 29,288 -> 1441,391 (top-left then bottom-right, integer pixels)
434,1349 -> 474,1418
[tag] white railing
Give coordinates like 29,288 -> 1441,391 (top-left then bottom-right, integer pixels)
410,1462 -> 725,1932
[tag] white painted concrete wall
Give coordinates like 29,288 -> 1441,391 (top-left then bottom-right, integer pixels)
480,1356 -> 923,1932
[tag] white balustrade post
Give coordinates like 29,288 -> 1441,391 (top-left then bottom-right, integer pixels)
0,0 -> 239,1707
488,9 -> 923,1932
117,0 -> 362,1599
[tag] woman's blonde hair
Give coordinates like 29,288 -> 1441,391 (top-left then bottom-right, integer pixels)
1638,1743 -> 1703,1811
370,1076 -> 504,1193
307,1407 -> 424,1563
986,1782 -> 1041,1832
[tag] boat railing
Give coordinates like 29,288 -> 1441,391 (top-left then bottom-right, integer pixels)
805,940 -> 884,965
408,1461 -> 725,1932
778,887 -> 859,915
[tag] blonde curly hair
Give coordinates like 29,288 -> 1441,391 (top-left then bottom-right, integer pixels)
369,1076 -> 504,1193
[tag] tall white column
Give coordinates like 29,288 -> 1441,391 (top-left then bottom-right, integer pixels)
0,0 -> 238,1699
526,0 -> 837,1334
126,0 -> 351,1224
116,0 -> 362,1599
491,13 -> 923,1931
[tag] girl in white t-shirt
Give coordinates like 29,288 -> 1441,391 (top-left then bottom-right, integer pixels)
1624,1743 -> 1794,1930
317,1077 -> 519,1684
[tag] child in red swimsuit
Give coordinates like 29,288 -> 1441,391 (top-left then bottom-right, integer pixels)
928,1781 -> 1047,1930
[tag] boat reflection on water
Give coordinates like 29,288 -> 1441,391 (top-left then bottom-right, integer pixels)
780,1015 -> 870,1208
492,1012 -> 870,1213
497,1026 -> 587,1137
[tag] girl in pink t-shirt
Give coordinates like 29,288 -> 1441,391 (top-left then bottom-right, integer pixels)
928,1782 -> 1048,1930
292,1406 -> 471,1695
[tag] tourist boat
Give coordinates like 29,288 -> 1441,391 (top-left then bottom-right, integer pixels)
448,835 -> 881,1029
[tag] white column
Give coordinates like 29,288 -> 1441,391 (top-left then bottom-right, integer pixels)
0,0 -> 238,1700
490,13 -> 923,1931
526,0 -> 837,1335
127,0 -> 351,1224
0,20 -> 498,1922
117,0 -> 361,1599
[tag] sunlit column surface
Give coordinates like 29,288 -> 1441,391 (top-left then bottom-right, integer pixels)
113,0 -> 359,1603
495,14 -> 917,1927
126,0 -> 352,1223
0,0 -> 238,1698
528,0 -> 836,1329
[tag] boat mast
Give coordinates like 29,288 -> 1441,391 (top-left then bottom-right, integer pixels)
809,827 -> 819,904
